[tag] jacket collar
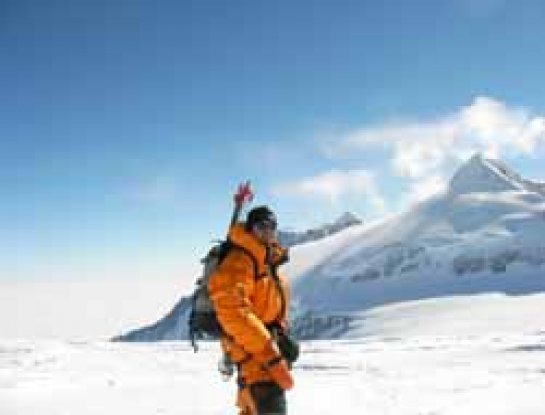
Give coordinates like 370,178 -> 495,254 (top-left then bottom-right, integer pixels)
228,223 -> 267,265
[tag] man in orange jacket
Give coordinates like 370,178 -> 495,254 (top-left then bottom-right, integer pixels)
208,206 -> 295,415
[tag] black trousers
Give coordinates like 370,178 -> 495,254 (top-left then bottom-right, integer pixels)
249,381 -> 286,415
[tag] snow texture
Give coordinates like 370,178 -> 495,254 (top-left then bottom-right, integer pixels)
3,319 -> 545,414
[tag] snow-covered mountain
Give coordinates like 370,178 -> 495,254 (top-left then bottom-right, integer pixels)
112,296 -> 193,342
115,154 -> 545,342
288,154 -> 545,338
278,212 -> 362,247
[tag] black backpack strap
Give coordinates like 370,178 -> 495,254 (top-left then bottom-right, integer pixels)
189,288 -> 201,352
270,267 -> 287,323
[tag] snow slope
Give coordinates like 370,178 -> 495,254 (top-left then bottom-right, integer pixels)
287,154 -> 545,338
3,328 -> 545,414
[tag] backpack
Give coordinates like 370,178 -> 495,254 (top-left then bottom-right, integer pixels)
188,239 -> 258,351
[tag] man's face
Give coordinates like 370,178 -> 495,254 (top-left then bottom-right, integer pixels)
252,220 -> 277,245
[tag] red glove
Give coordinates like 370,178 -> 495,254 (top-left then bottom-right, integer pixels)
254,340 -> 294,390
234,181 -> 254,206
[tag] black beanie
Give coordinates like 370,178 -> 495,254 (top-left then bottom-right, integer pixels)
245,205 -> 277,230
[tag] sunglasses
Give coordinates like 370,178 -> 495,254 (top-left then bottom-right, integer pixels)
254,219 -> 277,231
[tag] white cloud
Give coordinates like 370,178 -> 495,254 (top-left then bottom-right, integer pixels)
516,117 -> 545,154
272,169 -> 386,212
406,175 -> 449,205
335,97 -> 545,177
329,96 -> 545,204
273,97 -> 544,215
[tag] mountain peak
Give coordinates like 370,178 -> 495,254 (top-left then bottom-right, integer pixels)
448,153 -> 524,195
332,212 -> 362,227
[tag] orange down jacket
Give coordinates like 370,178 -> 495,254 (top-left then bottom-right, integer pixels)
208,223 -> 290,385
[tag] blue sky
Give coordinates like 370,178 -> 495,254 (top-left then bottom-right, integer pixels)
2,0 -> 545,282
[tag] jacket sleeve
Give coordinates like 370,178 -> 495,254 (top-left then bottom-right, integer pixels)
208,250 -> 271,354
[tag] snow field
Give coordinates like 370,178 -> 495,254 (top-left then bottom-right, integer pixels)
2,332 -> 545,415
